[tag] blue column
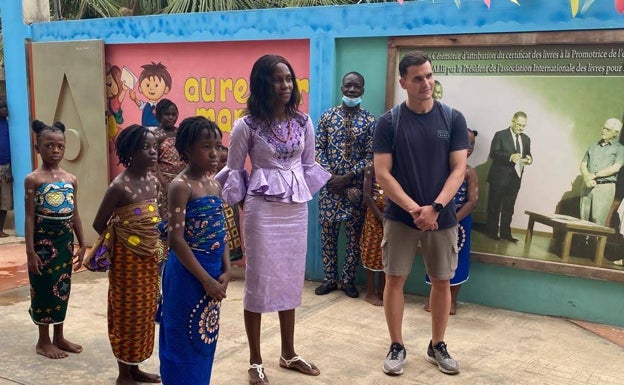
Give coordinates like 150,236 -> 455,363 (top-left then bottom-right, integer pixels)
1,2 -> 32,236
305,34 -> 336,281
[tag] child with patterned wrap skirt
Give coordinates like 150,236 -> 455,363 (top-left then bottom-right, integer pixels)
25,120 -> 86,359
424,129 -> 479,315
360,161 -> 386,306
217,146 -> 244,263
159,116 -> 231,385
89,124 -> 161,385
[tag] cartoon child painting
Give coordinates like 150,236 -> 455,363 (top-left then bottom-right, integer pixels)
105,63 -> 128,140
129,62 -> 172,127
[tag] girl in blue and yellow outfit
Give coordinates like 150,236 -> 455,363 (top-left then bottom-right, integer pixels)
159,116 -> 231,385
25,119 -> 86,359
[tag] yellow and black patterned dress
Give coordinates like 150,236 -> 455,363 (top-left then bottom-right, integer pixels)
29,182 -> 75,325
360,178 -> 385,272
107,200 -> 160,364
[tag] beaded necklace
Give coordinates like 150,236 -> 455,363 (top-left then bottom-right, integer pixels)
270,119 -> 292,143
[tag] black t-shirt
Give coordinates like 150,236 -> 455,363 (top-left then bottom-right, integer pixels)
372,101 -> 469,229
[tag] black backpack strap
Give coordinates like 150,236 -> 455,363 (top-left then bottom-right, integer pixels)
391,102 -> 403,151
439,102 -> 453,131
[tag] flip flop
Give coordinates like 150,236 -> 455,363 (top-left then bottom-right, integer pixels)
279,355 -> 320,376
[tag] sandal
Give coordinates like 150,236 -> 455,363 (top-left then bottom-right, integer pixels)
248,363 -> 270,385
279,355 -> 320,376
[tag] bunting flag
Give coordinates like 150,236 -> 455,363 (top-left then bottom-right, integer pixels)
397,0 -> 404,4
580,0 -> 596,15
617,0 -> 624,14
484,0 -> 491,8
570,0 -> 579,16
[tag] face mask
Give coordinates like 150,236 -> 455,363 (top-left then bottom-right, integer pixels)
342,95 -> 362,108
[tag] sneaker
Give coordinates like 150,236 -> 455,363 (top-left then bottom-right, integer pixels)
314,280 -> 337,295
383,342 -> 406,375
342,283 -> 359,298
425,341 -> 460,374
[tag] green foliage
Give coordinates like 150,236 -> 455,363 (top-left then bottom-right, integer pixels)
53,0 -> 400,18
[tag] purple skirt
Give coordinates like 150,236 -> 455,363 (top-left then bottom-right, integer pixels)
242,195 -> 307,313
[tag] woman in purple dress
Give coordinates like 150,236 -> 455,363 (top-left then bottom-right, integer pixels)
217,54 -> 330,385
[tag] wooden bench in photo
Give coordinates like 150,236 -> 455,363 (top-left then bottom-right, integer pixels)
524,211 -> 616,266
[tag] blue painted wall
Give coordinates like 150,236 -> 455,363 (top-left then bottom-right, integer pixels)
2,0 -> 623,326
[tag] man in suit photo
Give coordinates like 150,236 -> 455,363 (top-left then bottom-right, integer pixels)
486,111 -> 532,242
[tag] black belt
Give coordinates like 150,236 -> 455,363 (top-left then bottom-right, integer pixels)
595,180 -> 615,184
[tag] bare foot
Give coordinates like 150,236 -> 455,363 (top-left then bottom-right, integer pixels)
131,367 -> 161,383
36,342 -> 68,359
423,301 -> 430,312
365,294 -> 383,306
0,232 -> 9,238
54,338 -> 83,353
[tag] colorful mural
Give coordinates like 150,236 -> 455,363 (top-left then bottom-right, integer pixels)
105,40 -> 310,178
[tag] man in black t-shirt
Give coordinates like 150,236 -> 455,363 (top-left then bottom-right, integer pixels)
373,51 -> 469,376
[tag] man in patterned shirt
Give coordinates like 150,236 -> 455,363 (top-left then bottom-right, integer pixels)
315,72 -> 376,298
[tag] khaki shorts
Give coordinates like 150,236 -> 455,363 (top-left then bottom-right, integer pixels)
381,218 -> 458,280
0,164 -> 12,211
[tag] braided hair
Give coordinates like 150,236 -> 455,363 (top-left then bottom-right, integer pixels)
32,120 -> 66,143
175,116 -> 222,163
115,124 -> 150,168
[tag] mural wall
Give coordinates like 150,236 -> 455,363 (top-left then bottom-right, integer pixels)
105,40 -> 310,177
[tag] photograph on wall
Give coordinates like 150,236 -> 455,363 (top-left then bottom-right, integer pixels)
104,40 -> 311,178
394,43 -> 624,271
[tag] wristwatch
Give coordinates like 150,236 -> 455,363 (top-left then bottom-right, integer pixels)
432,202 -> 444,212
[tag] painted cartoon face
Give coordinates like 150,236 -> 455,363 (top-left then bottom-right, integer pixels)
106,72 -> 119,98
37,131 -> 66,165
189,129 -> 223,174
399,61 -> 435,102
131,132 -> 158,169
272,63 -> 294,108
139,76 -> 169,102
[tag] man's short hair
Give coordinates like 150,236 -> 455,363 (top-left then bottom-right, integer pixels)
604,118 -> 623,132
399,51 -> 431,78
342,71 -> 365,87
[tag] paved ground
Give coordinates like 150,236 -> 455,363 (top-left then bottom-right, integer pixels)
0,252 -> 623,385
